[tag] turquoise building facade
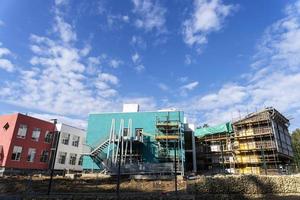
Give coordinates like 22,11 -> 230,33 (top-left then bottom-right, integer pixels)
83,110 -> 188,174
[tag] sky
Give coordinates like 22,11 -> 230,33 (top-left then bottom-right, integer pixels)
0,0 -> 300,130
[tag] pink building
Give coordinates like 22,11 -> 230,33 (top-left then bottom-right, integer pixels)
0,113 -> 55,174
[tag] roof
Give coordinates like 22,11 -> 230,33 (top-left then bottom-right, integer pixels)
194,122 -> 233,138
233,107 -> 289,125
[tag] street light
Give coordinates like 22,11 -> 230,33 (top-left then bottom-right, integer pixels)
47,119 -> 58,195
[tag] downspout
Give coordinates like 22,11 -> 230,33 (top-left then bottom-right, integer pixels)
192,131 -> 197,173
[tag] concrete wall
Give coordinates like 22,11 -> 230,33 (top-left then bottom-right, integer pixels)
55,123 -> 86,171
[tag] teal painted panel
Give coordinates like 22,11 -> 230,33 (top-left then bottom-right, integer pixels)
83,111 -> 184,169
194,122 -> 233,137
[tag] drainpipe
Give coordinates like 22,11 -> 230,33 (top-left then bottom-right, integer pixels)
192,131 -> 197,173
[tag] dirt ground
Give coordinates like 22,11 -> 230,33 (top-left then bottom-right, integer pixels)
0,174 -> 186,195
1,174 -> 300,200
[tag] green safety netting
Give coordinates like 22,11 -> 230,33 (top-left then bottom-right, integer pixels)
194,122 -> 233,137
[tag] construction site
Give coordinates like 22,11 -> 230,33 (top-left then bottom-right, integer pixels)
0,105 -> 299,199
195,107 -> 294,175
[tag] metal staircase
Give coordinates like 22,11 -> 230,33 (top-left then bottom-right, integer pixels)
87,139 -> 110,169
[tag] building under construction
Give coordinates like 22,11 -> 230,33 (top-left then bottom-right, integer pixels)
195,107 -> 294,175
82,104 -> 196,175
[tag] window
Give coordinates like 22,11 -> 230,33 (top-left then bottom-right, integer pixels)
58,152 -> 67,164
78,156 -> 83,166
17,124 -> 27,138
123,128 -> 129,136
32,128 -> 41,141
3,122 -> 9,131
11,146 -> 22,161
135,128 -> 143,140
69,153 -> 77,165
61,133 -> 70,145
0,145 -> 3,161
27,148 -> 36,162
44,131 -> 52,143
72,135 -> 80,147
40,150 -> 49,163
135,128 -> 143,137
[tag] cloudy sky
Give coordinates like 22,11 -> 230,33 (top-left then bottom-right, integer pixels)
0,0 -> 300,130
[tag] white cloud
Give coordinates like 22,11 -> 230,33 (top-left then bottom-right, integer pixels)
0,20 -> 4,26
180,81 -> 199,96
135,64 -> 145,72
123,15 -> 130,22
131,52 -> 145,72
30,112 -> 87,129
0,44 -> 14,72
176,1 -> 300,128
97,73 -> 119,85
54,15 -> 77,43
158,83 -> 169,91
178,76 -> 189,83
109,58 -> 123,68
0,59 -> 14,72
132,52 -> 140,63
0,47 -> 11,57
131,35 -> 147,49
184,54 -> 192,65
55,0 -> 68,6
0,3 -> 120,116
132,0 -> 166,33
183,0 -> 236,50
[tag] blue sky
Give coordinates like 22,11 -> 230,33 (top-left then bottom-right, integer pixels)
0,0 -> 300,130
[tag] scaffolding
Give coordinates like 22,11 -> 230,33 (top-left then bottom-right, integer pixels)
195,107 -> 294,175
155,112 -> 185,175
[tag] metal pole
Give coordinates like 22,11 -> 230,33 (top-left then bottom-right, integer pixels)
261,146 -> 267,175
47,119 -> 58,195
220,140 -> 225,173
117,136 -> 123,199
174,141 -> 178,194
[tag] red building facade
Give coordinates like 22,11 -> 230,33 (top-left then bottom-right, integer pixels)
0,113 -> 55,173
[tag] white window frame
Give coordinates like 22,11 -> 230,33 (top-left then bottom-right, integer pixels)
27,148 -> 36,162
58,152 -> 67,164
72,135 -> 80,147
61,133 -> 70,145
69,153 -> 77,165
17,124 -> 27,139
32,128 -> 41,142
11,146 -> 22,161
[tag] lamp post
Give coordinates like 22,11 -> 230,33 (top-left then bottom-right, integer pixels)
47,119 -> 58,195
174,141 -> 178,194
116,136 -> 123,199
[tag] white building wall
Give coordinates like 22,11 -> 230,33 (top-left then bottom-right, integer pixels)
54,123 -> 86,171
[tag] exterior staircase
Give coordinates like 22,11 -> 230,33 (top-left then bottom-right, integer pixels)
85,139 -> 110,169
